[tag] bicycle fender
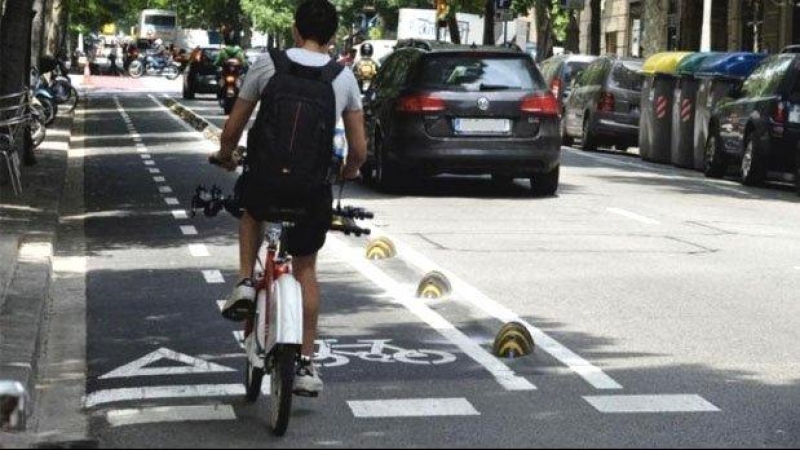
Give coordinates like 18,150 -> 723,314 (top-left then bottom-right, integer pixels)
268,275 -> 304,347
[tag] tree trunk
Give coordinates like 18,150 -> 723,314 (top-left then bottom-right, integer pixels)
589,0 -> 601,54
45,0 -> 66,57
31,0 -> 47,69
534,0 -> 554,61
0,0 -> 35,95
565,10 -> 579,53
483,0 -> 495,45
447,14 -> 461,44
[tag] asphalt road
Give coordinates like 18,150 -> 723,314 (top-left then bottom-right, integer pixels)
44,81 -> 800,448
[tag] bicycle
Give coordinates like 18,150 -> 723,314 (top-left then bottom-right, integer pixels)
192,156 -> 373,436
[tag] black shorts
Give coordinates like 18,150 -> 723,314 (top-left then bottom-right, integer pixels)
239,178 -> 333,258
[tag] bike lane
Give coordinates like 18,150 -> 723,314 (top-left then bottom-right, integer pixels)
82,93 -> 561,448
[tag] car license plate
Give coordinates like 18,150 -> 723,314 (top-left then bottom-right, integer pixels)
454,118 -> 511,135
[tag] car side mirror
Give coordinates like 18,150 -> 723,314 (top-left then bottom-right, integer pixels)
0,381 -> 28,431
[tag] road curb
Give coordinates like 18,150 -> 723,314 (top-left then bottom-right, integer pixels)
160,97 -> 223,142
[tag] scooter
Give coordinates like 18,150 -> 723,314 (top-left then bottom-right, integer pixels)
29,94 -> 47,149
30,70 -> 57,126
218,58 -> 244,115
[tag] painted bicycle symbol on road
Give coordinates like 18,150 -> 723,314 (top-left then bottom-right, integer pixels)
314,339 -> 457,368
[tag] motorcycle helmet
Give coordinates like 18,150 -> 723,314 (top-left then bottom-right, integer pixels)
360,43 -> 374,58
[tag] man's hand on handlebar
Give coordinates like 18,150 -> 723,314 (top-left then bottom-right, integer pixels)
209,150 -> 240,172
341,165 -> 361,182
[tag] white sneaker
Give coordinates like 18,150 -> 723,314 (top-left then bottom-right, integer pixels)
293,357 -> 323,397
221,279 -> 256,322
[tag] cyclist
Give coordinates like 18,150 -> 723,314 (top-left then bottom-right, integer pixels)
353,42 -> 378,92
209,0 -> 367,397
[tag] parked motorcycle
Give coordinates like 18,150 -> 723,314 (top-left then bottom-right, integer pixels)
30,70 -> 57,126
129,53 -> 180,80
218,58 -> 244,115
29,94 -> 46,148
39,55 -> 78,113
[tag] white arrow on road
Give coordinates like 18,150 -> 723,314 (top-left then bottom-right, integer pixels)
99,348 -> 236,379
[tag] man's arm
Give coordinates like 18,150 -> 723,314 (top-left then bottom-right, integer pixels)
342,109 -> 367,179
212,98 -> 257,170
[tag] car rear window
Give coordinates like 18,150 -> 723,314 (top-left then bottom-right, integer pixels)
564,61 -> 590,86
417,54 -> 546,92
609,62 -> 644,91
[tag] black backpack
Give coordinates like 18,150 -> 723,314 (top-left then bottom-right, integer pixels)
245,48 -> 343,207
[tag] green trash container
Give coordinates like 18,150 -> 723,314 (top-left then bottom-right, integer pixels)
693,52 -> 768,171
671,53 -> 720,168
639,52 -> 692,163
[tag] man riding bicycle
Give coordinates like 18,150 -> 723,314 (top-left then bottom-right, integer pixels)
209,0 -> 367,397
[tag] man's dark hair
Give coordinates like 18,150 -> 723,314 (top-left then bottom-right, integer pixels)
295,0 -> 338,46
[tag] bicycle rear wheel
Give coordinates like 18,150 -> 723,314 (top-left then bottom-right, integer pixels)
269,344 -> 298,436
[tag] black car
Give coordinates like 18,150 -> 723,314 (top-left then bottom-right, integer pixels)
539,54 -> 597,139
705,54 -> 800,188
183,46 -> 222,100
562,55 -> 644,150
362,40 -> 562,196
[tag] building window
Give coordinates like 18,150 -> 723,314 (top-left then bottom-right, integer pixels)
606,31 -> 618,55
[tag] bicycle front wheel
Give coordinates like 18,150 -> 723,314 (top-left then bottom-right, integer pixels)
269,344 -> 298,436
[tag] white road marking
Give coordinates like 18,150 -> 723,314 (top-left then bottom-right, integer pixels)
164,197 -> 180,206
583,395 -> 720,413
606,208 -> 661,225
148,168 -> 161,174
84,384 -> 245,409
99,348 -> 235,379
348,398 -> 480,418
144,160 -> 156,166
140,154 -> 151,159
107,405 -> 236,427
794,266 -> 800,271
171,210 -> 188,220
216,300 -> 225,312
153,176 -> 166,183
203,270 -> 224,284
232,331 -> 245,350
189,244 -> 210,257
180,225 -> 198,235
363,232 -> 623,390
328,236 -> 535,391
158,186 -> 174,194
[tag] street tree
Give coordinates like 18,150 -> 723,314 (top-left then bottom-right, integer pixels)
0,0 -> 35,95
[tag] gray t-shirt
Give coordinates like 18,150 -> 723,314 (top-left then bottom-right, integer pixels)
239,48 -> 363,118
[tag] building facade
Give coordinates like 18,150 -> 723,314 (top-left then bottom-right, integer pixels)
574,0 -> 799,58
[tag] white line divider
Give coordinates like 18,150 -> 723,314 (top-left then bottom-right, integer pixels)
154,176 -> 166,183
583,395 -> 720,413
140,154 -> 151,159
606,207 -> 661,225
327,236 -> 535,391
107,405 -> 237,427
348,398 -> 480,418
356,231 -> 623,391
144,160 -> 156,166
148,168 -> 161,174
164,197 -> 180,206
84,384 -> 245,409
159,186 -> 174,194
203,270 -> 225,284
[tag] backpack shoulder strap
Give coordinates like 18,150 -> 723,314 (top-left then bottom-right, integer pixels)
320,59 -> 345,83
269,48 -> 291,74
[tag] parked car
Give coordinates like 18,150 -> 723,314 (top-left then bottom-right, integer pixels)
705,53 -> 800,187
562,55 -> 644,150
539,54 -> 597,140
183,46 -> 222,99
362,40 -> 561,196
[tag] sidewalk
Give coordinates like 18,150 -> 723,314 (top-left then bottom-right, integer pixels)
0,113 -> 74,447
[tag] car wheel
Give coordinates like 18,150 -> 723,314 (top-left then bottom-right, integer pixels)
529,165 -> 560,197
740,136 -> 765,186
703,129 -> 727,178
581,116 -> 597,152
375,137 -> 401,192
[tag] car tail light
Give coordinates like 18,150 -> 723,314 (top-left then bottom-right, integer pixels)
598,92 -> 615,112
773,102 -> 787,123
520,93 -> 559,116
550,78 -> 562,99
396,94 -> 446,113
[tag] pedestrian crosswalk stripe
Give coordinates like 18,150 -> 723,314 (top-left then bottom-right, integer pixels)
159,186 -> 173,194
189,244 -> 209,257
202,270 -> 224,284
171,210 -> 188,220
165,198 -> 180,206
180,225 -> 197,235
583,395 -> 720,413
348,398 -> 480,418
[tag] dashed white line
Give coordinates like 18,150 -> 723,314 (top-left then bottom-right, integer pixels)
140,154 -> 152,159
202,270 -> 224,284
144,160 -> 156,166
348,398 -> 480,418
84,384 -> 245,409
189,244 -> 210,257
107,405 -> 236,427
583,395 -> 720,413
171,210 -> 188,220
180,225 -> 197,235
606,207 -> 661,225
148,168 -> 161,174
164,197 -> 180,206
158,186 -> 174,194
153,176 -> 166,183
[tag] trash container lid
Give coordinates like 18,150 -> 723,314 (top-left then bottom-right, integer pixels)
677,52 -> 723,76
695,52 -> 769,79
641,52 -> 694,76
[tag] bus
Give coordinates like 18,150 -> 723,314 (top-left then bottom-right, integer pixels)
138,9 -> 178,44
